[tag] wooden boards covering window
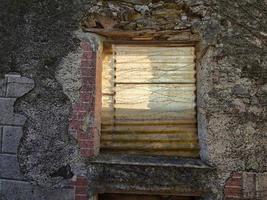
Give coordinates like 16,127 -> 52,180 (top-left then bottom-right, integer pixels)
101,45 -> 199,157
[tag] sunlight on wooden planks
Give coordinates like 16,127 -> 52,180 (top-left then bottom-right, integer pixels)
101,45 -> 199,157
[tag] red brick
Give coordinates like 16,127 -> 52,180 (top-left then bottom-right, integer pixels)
80,60 -> 95,68
75,186 -> 87,194
224,186 -> 242,197
77,113 -> 86,121
80,84 -> 95,92
80,67 -> 93,77
80,148 -> 94,157
78,140 -> 94,148
69,120 -> 80,129
232,172 -> 242,179
70,112 -> 78,121
76,103 -> 90,112
74,177 -> 88,186
77,131 -> 92,140
80,42 -> 91,51
81,51 -> 93,61
80,93 -> 94,102
75,195 -> 88,200
72,103 -> 81,112
225,177 -> 242,187
81,77 -> 95,86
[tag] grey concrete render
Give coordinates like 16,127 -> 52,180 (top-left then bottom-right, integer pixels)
0,0 -> 266,199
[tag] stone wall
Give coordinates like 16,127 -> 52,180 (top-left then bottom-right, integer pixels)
0,0 -> 266,200
0,73 -> 74,200
224,172 -> 267,200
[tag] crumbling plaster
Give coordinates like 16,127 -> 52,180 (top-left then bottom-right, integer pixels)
0,0 -> 266,199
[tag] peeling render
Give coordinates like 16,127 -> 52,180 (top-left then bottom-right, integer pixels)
0,0 -> 266,199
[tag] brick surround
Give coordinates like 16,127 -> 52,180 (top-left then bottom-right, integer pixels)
69,41 -> 101,158
73,176 -> 89,200
69,41 -> 101,199
224,172 -> 267,200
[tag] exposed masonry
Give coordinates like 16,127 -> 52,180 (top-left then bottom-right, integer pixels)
0,0 -> 266,200
224,172 -> 267,200
68,41 -> 100,200
0,73 -> 74,200
69,41 -> 100,158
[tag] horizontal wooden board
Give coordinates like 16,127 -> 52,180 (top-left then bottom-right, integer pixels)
115,110 -> 196,121
114,46 -> 195,56
116,62 -> 195,71
116,70 -> 195,83
101,133 -> 197,142
114,84 -> 195,119
100,149 -> 199,157
101,141 -> 199,150
101,45 -> 198,157
102,95 -> 114,123
116,55 -> 195,63
101,124 -> 196,133
102,119 -> 197,126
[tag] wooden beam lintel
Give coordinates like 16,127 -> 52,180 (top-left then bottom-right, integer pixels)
82,28 -> 199,43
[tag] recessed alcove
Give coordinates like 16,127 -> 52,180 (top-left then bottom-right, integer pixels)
84,27 -> 213,199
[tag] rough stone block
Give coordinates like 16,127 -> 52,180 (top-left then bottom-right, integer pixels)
0,127 -> 2,152
43,188 -> 75,200
0,98 -> 26,126
2,126 -> 23,153
6,74 -> 34,97
0,180 -> 34,200
6,74 -> 34,84
0,179 -> 75,200
242,172 -> 256,199
256,173 -> 267,199
0,78 -> 6,97
0,154 -> 25,180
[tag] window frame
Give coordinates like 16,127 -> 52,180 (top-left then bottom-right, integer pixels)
99,40 -> 200,157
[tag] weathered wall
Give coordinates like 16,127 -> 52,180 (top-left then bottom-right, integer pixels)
0,73 -> 75,199
0,0 -> 266,200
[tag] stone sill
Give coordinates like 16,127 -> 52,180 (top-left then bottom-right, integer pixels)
88,153 -> 212,169
86,154 -> 216,196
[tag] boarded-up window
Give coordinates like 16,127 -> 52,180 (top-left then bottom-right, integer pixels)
101,45 -> 199,157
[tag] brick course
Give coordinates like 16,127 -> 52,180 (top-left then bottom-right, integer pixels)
68,41 -> 101,199
224,172 -> 267,200
69,41 -> 100,159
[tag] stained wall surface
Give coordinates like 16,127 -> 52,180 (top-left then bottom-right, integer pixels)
0,0 -> 266,200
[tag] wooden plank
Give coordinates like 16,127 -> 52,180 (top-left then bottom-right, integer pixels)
115,84 -> 196,100
101,125 -> 196,133
101,45 -> 198,157
116,68 -> 196,83
115,46 -> 195,56
115,55 -> 195,63
101,133 -> 198,142
102,54 -> 114,94
83,28 -> 199,42
114,109 -> 196,121
100,141 -> 199,150
102,119 -> 197,126
116,62 -> 195,71
101,95 -> 114,123
100,148 -> 199,157
114,84 -> 196,119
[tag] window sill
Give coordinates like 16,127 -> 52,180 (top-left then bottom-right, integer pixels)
86,154 -> 215,197
87,153 -> 213,169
